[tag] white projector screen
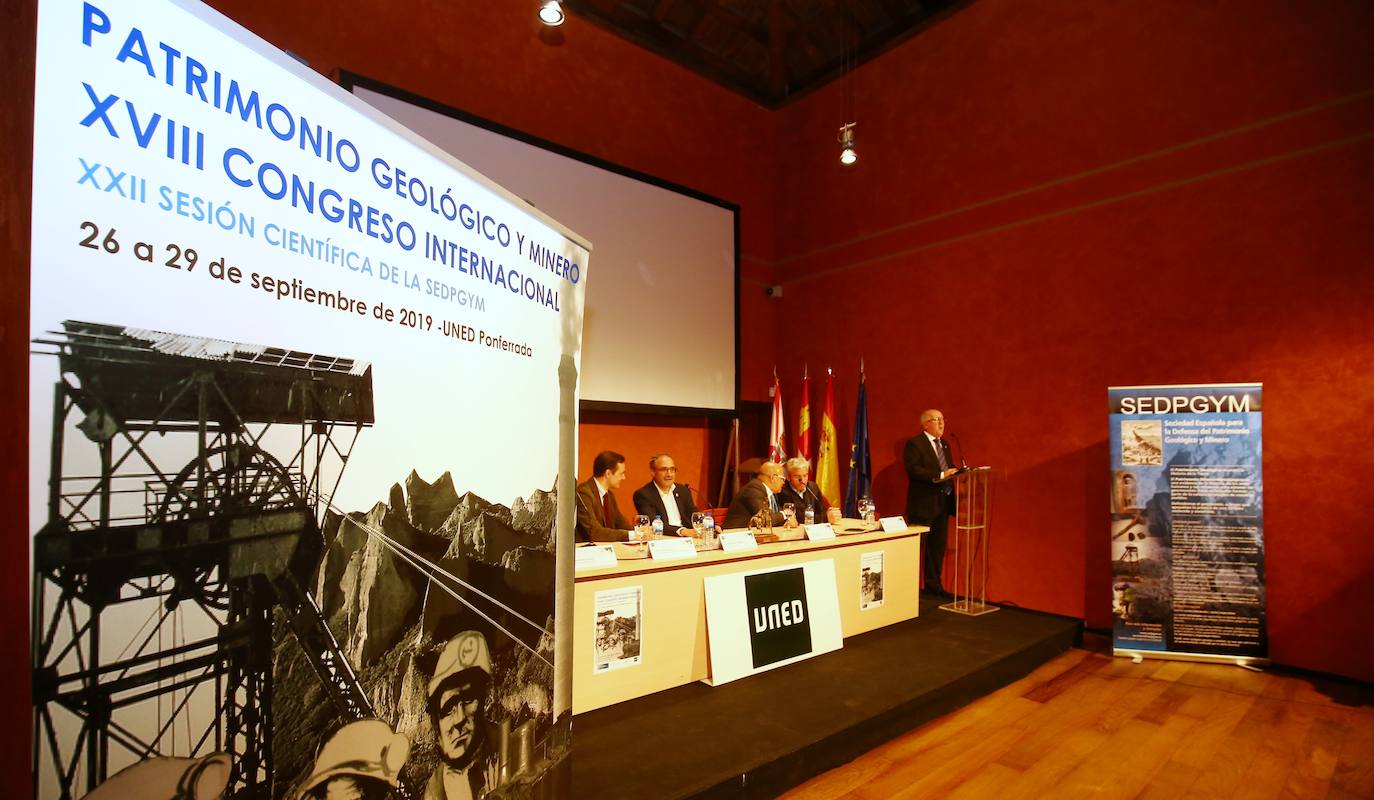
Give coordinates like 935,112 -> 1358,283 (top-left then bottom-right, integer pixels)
349,76 -> 739,412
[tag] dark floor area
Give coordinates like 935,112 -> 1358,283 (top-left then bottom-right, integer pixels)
570,597 -> 1082,799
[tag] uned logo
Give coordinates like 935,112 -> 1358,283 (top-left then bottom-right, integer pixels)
744,568 -> 812,668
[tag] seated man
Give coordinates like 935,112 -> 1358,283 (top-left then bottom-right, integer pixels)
723,460 -> 790,529
575,450 -> 636,542
776,456 -> 840,524
632,452 -> 699,535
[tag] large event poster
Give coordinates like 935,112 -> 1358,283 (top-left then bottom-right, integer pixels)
1108,384 -> 1267,663
29,2 -> 588,798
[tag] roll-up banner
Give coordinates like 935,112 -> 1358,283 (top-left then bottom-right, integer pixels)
1108,384 -> 1267,666
30,1 -> 588,798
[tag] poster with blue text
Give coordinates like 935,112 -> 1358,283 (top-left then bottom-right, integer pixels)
1108,384 -> 1266,663
30,1 -> 589,798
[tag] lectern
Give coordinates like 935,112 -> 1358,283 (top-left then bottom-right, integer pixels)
941,466 -> 997,616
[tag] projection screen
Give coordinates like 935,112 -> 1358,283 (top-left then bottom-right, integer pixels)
348,76 -> 739,412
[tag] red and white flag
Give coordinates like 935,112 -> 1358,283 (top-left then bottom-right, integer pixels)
768,370 -> 786,463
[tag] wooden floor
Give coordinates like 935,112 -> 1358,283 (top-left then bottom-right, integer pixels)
780,635 -> 1374,800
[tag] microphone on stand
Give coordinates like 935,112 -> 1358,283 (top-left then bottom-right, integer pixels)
950,431 -> 969,469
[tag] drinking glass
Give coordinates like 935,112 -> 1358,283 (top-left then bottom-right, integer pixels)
691,511 -> 706,536
634,514 -> 649,540
782,502 -> 796,526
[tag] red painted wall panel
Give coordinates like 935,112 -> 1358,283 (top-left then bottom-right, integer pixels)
768,0 -> 1374,680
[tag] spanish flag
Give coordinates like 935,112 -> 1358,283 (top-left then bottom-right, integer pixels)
815,369 -> 841,506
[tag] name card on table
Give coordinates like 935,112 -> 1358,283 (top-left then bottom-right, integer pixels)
718,532 -> 758,552
649,538 -> 698,561
575,545 -> 617,571
804,523 -> 836,541
880,516 -> 909,532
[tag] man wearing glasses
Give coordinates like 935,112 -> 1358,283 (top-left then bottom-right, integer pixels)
904,409 -> 959,598
425,630 -> 499,799
632,452 -> 699,535
723,460 -> 792,529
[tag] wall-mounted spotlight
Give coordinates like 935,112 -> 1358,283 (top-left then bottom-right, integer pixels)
838,122 -> 857,165
538,0 -> 566,26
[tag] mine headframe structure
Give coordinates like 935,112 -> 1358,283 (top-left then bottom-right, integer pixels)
31,321 -> 376,800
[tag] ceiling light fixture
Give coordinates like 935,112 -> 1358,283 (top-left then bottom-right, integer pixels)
836,19 -> 858,166
838,123 -> 857,165
538,0 -> 565,26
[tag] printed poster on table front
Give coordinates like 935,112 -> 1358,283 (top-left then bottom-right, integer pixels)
860,550 -> 885,610
592,586 -> 643,673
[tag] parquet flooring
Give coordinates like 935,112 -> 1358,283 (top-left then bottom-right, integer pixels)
780,636 -> 1374,800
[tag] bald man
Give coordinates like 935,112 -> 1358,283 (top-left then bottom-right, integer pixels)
904,409 -> 959,597
723,461 -> 790,529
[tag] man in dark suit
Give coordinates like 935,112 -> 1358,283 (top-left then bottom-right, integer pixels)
723,461 -> 791,529
575,450 -> 636,542
904,409 -> 958,596
776,456 -> 839,525
632,452 -> 699,535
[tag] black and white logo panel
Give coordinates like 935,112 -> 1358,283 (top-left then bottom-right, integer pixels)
744,567 -> 813,668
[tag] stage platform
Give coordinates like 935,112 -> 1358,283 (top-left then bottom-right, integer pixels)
569,596 -> 1082,799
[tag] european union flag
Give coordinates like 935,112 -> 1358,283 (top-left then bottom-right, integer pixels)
844,369 -> 872,517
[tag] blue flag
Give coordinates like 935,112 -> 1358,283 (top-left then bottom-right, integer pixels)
844,369 -> 872,517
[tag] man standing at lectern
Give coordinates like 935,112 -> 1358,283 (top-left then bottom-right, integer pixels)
904,409 -> 959,597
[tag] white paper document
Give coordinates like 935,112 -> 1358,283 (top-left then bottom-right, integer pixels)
575,545 -> 617,571
804,523 -> 836,540
719,532 -> 758,552
648,538 -> 698,561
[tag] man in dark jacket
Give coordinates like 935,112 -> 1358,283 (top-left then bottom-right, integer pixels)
575,450 -> 636,542
724,461 -> 790,529
904,409 -> 958,596
632,452 -> 699,535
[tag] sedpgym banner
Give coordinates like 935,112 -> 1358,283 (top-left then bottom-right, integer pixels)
30,1 -> 588,798
1108,384 -> 1267,665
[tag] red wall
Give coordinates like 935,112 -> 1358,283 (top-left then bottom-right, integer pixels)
768,0 -> 1374,680
0,0 -> 36,790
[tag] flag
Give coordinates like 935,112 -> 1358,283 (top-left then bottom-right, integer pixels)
768,370 -> 786,463
844,363 -> 872,517
797,367 -> 811,461
815,369 -> 841,507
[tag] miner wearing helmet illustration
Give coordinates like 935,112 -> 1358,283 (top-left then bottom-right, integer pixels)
292,718 -> 410,800
425,630 -> 502,800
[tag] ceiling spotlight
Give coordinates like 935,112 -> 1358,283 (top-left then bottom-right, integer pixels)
538,0 -> 565,26
838,122 -> 857,165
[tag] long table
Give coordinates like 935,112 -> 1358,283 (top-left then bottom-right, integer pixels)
572,526 -> 925,714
